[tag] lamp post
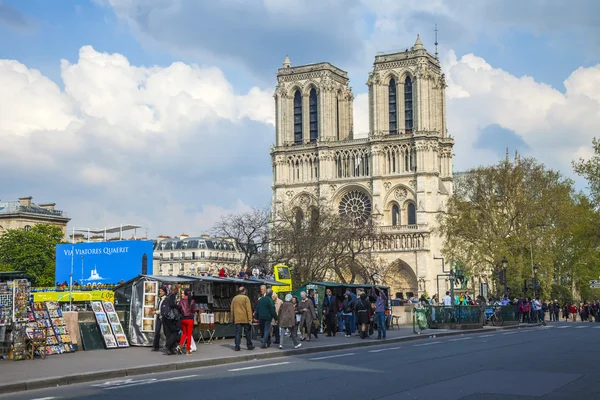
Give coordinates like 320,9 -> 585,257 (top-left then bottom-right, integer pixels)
501,257 -> 508,297
532,264 -> 540,298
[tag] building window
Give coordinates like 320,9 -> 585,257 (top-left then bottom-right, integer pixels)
405,77 -> 413,132
309,88 -> 318,142
389,78 -> 397,134
294,90 -> 303,144
23,225 -> 32,231
192,252 -> 196,260
408,202 -> 416,225
159,253 -> 163,260
392,204 -> 400,226
180,263 -> 184,272
338,190 -> 372,224
201,251 -> 205,259
169,264 -> 174,272
295,209 -> 304,230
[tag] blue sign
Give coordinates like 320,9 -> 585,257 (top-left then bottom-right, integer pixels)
55,240 -> 153,285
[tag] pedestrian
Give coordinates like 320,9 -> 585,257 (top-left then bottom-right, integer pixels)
355,293 -> 371,339
152,287 -> 167,351
278,294 -> 301,349
299,291 -> 315,342
230,286 -> 255,351
341,291 -> 355,337
307,289 -> 319,339
161,285 -> 182,355
371,286 -> 387,339
322,288 -> 339,337
271,292 -> 283,345
178,289 -> 196,356
257,289 -> 277,348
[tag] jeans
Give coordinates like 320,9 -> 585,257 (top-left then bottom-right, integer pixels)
376,312 -> 386,338
349,314 -> 356,334
272,324 -> 280,344
259,319 -> 272,346
343,314 -> 353,336
234,324 -> 253,349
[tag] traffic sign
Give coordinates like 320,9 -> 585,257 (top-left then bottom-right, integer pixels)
590,280 -> 600,285
590,285 -> 600,289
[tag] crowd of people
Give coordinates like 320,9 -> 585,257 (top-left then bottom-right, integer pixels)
151,283 -> 390,355
229,284 -> 389,351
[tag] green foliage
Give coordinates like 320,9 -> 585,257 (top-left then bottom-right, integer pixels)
573,137 -> 600,205
438,157 -> 600,299
0,224 -> 64,286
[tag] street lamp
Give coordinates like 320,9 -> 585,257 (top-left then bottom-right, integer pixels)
532,264 -> 540,298
501,257 -> 508,297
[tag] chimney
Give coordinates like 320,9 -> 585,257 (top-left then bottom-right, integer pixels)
180,233 -> 189,240
39,203 -> 56,211
18,197 -> 32,207
200,234 -> 210,239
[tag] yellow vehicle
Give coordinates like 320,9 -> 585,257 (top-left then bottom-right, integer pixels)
272,264 -> 292,294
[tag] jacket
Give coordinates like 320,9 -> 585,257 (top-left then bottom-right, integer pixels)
278,302 -> 296,328
230,294 -> 253,324
161,293 -> 179,318
257,295 -> 277,321
272,297 -> 283,325
180,298 -> 196,320
323,295 -> 339,315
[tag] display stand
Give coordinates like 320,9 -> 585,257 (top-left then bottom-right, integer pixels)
197,313 -> 215,344
91,301 -> 129,348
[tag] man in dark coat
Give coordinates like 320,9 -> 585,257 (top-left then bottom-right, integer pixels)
257,289 -> 277,348
322,288 -> 339,337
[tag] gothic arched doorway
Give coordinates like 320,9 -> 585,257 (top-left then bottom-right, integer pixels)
384,259 -> 418,299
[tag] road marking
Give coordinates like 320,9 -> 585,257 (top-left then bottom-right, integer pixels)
556,326 -> 570,329
159,375 -> 198,382
594,326 -> 600,329
92,378 -> 157,389
228,362 -> 290,371
501,331 -> 517,335
369,347 -> 402,353
448,337 -> 469,342
31,398 -> 56,400
575,326 -> 587,329
414,341 -> 441,347
309,353 -> 355,360
479,334 -> 494,338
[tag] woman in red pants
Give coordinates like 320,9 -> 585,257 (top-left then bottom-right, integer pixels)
179,289 -> 196,355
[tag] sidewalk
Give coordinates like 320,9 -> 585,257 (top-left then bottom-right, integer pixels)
0,323 -> 536,395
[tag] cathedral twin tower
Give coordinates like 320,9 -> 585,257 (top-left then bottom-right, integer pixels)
270,35 -> 455,296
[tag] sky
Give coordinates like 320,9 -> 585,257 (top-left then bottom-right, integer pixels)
1,0 -> 599,238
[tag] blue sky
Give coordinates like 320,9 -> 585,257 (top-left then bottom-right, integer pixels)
0,0 -> 598,235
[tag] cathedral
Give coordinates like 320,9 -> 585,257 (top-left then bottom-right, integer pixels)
270,35 -> 454,298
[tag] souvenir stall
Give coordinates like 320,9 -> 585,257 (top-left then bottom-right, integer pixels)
113,275 -> 285,345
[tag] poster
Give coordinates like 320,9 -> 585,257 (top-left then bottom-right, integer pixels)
141,281 -> 158,333
92,301 -> 117,349
103,301 -> 129,348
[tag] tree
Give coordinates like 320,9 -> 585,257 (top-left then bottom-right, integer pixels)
437,157 -> 578,298
269,201 -> 377,287
0,224 -> 65,286
212,207 -> 270,269
573,137 -> 600,205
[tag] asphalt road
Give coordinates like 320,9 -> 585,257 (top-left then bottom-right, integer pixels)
7,322 -> 600,400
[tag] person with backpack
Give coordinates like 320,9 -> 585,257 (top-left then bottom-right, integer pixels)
354,293 -> 371,339
161,285 -> 182,355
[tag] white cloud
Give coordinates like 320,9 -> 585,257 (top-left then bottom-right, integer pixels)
441,50 -> 600,175
0,46 -> 275,235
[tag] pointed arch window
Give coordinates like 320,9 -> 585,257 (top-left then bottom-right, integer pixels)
309,89 -> 318,142
407,202 -> 416,225
389,78 -> 397,134
404,77 -> 413,132
294,90 -> 303,144
392,204 -> 400,226
295,209 -> 304,230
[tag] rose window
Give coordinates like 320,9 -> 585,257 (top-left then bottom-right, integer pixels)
338,191 -> 372,223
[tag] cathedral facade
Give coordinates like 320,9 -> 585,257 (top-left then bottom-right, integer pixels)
270,36 -> 454,297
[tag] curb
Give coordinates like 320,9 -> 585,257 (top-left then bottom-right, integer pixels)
0,323 -> 542,395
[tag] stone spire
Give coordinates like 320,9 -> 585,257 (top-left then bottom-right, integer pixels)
515,150 -> 520,166
505,148 -> 510,163
283,54 -> 291,69
413,34 -> 424,50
